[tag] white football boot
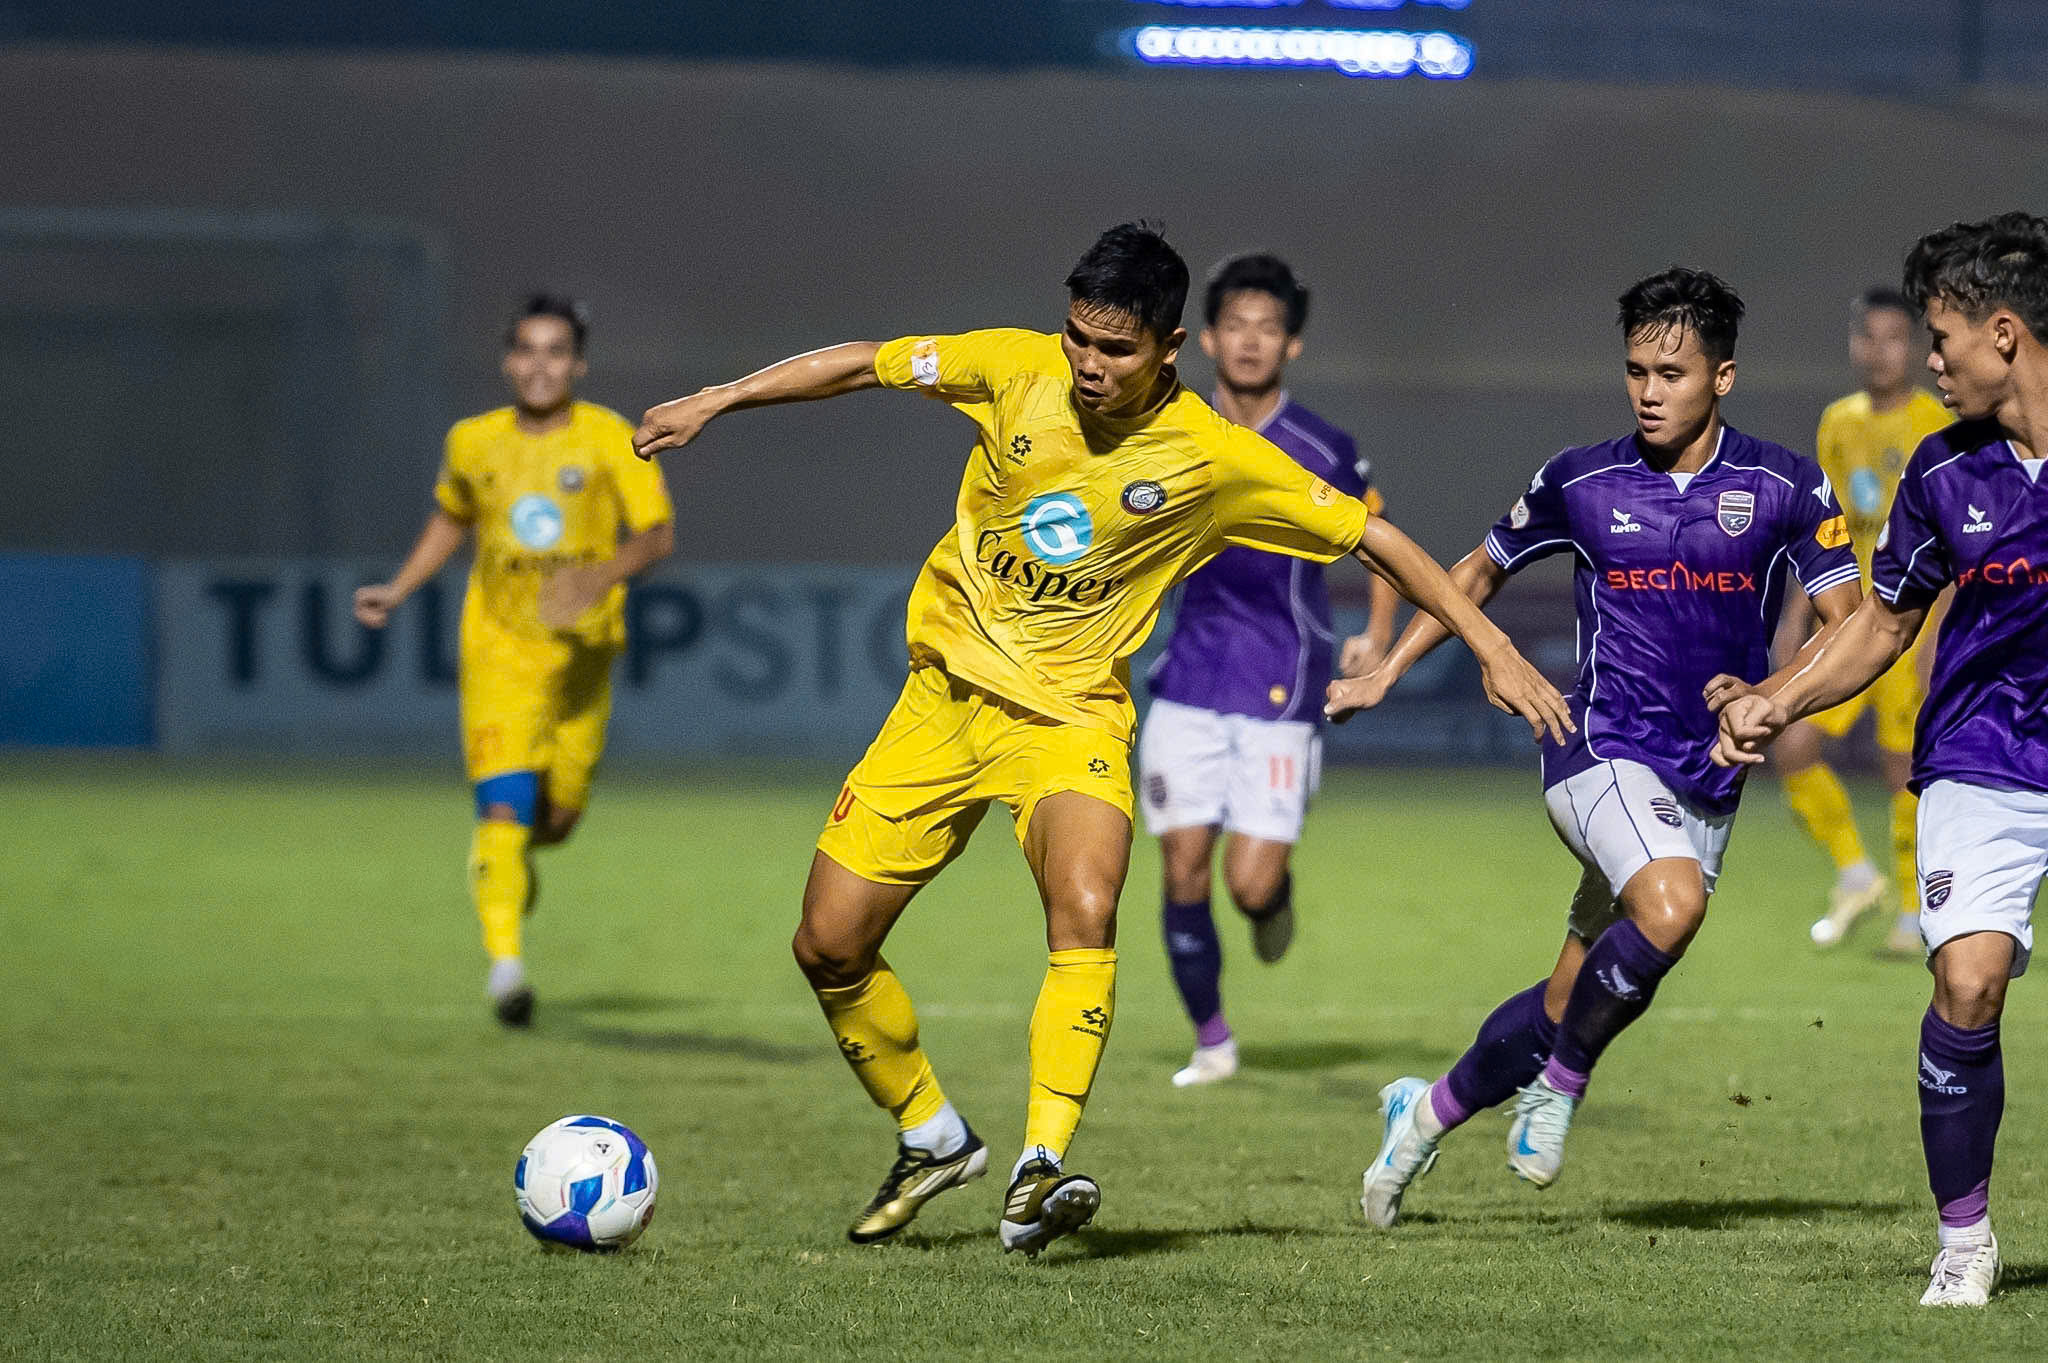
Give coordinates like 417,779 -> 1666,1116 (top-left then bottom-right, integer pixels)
1809,873 -> 1890,947
1920,1236 -> 2001,1307
1361,1077 -> 1441,1228
1505,1076 -> 1577,1188
1171,1039 -> 1239,1088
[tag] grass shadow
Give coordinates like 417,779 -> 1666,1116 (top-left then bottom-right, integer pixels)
1236,1040 -> 1372,1072
896,1223 -> 1342,1259
1601,1196 -> 1910,1230
1995,1264 -> 2048,1293
564,1026 -> 811,1062
547,991 -> 694,1017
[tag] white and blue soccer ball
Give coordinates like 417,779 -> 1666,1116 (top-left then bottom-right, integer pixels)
514,1114 -> 659,1251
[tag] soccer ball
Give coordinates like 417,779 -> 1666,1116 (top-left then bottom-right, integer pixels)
514,1114 -> 659,1251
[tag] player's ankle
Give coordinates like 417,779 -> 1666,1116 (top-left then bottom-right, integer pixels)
1938,1215 -> 1994,1250
1011,1145 -> 1060,1181
900,1102 -> 970,1160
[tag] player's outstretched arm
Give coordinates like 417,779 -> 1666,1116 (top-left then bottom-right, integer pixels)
354,509 -> 468,628
634,342 -> 885,459
1336,520 -> 1572,743
1711,590 -> 1925,767
1338,573 -> 1402,676
1327,541 -> 1503,716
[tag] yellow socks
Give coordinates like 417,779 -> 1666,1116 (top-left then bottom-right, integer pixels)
1782,764 -> 1868,872
471,820 -> 532,961
1024,948 -> 1117,1160
815,961 -> 947,1130
1892,788 -> 1921,907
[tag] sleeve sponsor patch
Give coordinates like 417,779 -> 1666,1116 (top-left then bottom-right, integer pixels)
1309,478 -> 1336,507
910,338 -> 940,388
1814,514 -> 1850,549
1509,496 -> 1531,529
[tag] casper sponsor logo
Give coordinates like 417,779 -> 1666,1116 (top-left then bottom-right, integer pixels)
974,530 -> 1125,605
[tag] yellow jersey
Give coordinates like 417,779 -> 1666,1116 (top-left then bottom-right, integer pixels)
874,329 -> 1371,741
434,401 -> 674,649
1815,388 -> 1951,574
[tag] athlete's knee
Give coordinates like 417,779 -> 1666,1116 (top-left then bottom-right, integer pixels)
1160,843 -> 1212,902
1932,949 -> 2012,1029
1047,880 -> 1120,949
791,919 -> 877,989
532,805 -> 582,847
1224,863 -> 1288,917
1622,866 -> 1708,956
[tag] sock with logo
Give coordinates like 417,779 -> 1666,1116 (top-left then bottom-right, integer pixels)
471,820 -> 533,963
1023,948 -> 1117,1161
1920,1008 -> 2002,1235
1429,979 -> 1560,1134
1163,897 -> 1228,1046
1891,788 -> 1921,908
814,958 -> 949,1134
1782,763 -> 1869,873
1544,920 -> 1678,1099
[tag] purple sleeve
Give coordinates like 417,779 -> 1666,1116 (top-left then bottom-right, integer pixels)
1787,461 -> 1862,598
1483,458 -> 1573,572
1331,432 -> 1370,501
1870,463 -> 1953,609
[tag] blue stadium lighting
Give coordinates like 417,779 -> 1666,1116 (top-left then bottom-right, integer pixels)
1137,1 -> 1470,9
1128,25 -> 1475,79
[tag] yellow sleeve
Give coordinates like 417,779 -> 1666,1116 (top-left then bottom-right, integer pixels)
1813,406 -> 1842,490
432,424 -> 475,522
600,413 -> 675,532
1209,427 -> 1371,563
872,328 -> 1051,401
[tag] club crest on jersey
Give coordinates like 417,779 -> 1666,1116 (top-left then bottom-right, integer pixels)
509,494 -> 565,549
1020,492 -> 1093,566
910,338 -> 941,387
1121,480 -> 1166,515
1648,796 -> 1683,828
1923,869 -> 1953,910
1717,489 -> 1755,537
558,465 -> 586,493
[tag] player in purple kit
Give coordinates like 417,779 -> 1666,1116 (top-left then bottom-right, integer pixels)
1715,213 -> 2048,1307
1334,268 -> 1862,1224
1138,254 -> 1398,1086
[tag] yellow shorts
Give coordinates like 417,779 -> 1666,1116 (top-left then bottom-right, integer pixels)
461,634 -> 618,813
1807,643 -> 1921,754
816,666 -> 1134,887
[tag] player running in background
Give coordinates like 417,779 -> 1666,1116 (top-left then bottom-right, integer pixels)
1140,253 -> 1397,1087
1777,288 -> 1952,953
632,224 -> 1569,1254
355,295 -> 675,1027
1715,212 -> 2048,1308
1336,268 -> 1861,1224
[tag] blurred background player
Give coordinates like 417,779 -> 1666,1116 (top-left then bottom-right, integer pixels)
1776,288 -> 1952,953
1714,212 -> 2048,1307
1139,253 -> 1397,1087
1340,269 -> 1861,1222
354,295 -> 675,1027
631,223 -> 1568,1255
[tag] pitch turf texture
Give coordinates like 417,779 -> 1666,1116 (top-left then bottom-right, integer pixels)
6,755 -> 2046,1361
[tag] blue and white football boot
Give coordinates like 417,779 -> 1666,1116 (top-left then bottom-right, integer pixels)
1505,1076 -> 1577,1188
1361,1077 -> 1440,1228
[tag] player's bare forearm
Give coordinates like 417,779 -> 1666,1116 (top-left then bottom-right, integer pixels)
1771,592 -> 1924,722
1365,574 -> 1399,655
635,342 -> 884,459
596,521 -> 675,592
1756,581 -> 1861,699
1774,585 -> 1817,670
356,510 -> 467,628
1358,537 -> 1508,687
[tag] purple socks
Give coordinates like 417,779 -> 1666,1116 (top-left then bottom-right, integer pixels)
1430,979 -> 1558,1131
1919,1008 -> 2002,1229
1544,919 -> 1678,1099
1163,897 -> 1229,1045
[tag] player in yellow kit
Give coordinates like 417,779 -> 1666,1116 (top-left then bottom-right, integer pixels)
633,224 -> 1571,1254
1775,288 -> 1950,952
355,296 -> 675,1026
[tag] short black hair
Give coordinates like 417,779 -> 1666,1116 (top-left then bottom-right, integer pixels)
1852,286 -> 1917,327
1204,253 -> 1310,335
1065,222 -> 1189,342
1902,211 -> 2048,342
505,293 -> 589,354
1616,267 -> 1743,363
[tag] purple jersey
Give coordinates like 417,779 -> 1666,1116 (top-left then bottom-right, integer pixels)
1871,420 -> 2048,796
1147,395 -> 1372,722
1487,426 -> 1858,815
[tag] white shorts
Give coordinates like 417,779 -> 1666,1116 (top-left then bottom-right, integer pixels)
1915,779 -> 2048,978
1544,758 -> 1733,940
1137,697 -> 1322,843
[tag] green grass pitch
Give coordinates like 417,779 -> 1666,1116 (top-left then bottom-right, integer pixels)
4,754 -> 2045,1360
